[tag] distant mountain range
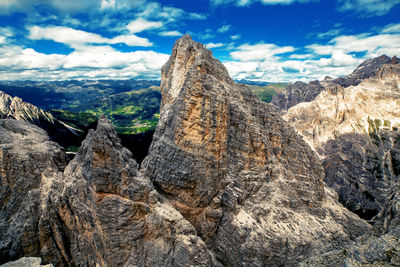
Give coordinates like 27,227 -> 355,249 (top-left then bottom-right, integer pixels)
0,79 -> 160,110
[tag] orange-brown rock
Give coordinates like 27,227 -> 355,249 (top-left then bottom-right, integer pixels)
143,35 -> 371,266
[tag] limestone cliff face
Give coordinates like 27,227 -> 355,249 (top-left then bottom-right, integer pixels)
0,119 -> 67,263
283,61 -> 400,221
272,54 -> 400,111
0,91 -> 56,124
284,62 -> 400,154
0,90 -> 78,148
1,117 -> 217,266
143,35 -> 370,266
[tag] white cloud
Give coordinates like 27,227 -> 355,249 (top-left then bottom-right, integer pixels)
317,28 -> 344,39
159,31 -> 183,37
206,42 -> 225,49
217,24 -> 231,33
0,27 -> 13,45
0,44 -> 169,80
28,25 -> 153,47
306,44 -> 334,55
210,0 -> 316,6
337,0 -> 400,16
224,25 -> 400,83
382,23 -> 400,33
0,36 -> 7,44
126,18 -> 163,34
289,53 -> 313,59
331,33 -> 400,57
138,2 -> 206,22
231,34 -> 241,40
109,35 -> 152,47
230,43 -> 295,61
29,25 -> 108,46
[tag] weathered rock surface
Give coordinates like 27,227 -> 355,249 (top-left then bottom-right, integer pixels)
279,56 -> 400,266
282,61 -> 400,223
271,80 -> 325,111
272,54 -> 400,111
0,119 -> 67,264
0,90 -> 79,148
143,35 -> 371,266
0,257 -> 53,267
0,116 -> 217,266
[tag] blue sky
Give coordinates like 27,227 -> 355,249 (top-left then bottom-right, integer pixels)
0,0 -> 399,82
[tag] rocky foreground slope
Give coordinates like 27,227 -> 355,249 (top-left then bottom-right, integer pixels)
2,35 -> 396,266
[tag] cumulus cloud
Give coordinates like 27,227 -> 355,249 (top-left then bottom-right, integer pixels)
0,27 -> 13,45
159,31 -> 183,37
0,44 -> 169,80
231,34 -> 241,40
210,0 -> 316,7
382,23 -> 400,33
230,43 -> 295,61
126,18 -> 163,34
138,2 -> 206,22
206,42 -> 225,49
337,0 -> 400,17
28,25 -> 153,47
217,25 -> 231,33
224,23 -> 400,82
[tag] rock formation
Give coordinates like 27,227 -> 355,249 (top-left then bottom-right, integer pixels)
0,116 -> 218,266
5,35 -> 395,266
0,91 -> 80,148
282,59 -> 400,222
276,55 -> 400,265
0,257 -> 53,267
142,35 -> 370,266
272,54 -> 400,111
0,119 -> 67,263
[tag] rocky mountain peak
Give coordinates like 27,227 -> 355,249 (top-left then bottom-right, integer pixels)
65,114 -> 146,201
0,90 -> 81,148
143,36 -> 370,265
0,90 -> 55,123
160,34 -> 232,109
272,54 -> 400,111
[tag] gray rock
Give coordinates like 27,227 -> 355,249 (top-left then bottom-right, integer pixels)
323,131 -> 400,222
0,119 -> 67,264
0,257 -> 52,267
143,34 -> 370,266
272,54 -> 400,111
271,80 -> 325,111
0,90 -> 79,148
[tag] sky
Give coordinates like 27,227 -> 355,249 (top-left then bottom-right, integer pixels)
0,0 -> 399,82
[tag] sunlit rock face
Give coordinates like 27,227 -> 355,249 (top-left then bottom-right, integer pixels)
272,54 -> 400,112
143,35 -> 370,266
282,58 -> 400,220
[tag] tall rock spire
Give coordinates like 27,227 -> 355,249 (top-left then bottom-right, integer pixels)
143,35 -> 371,265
